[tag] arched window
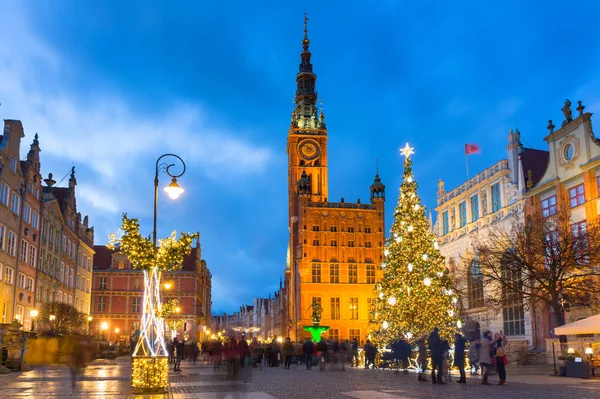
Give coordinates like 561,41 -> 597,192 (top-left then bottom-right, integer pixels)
468,259 -> 484,308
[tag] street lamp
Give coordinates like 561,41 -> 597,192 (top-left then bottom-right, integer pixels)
131,154 -> 186,393
30,309 -> 38,331
87,316 -> 93,335
101,321 -> 108,340
163,282 -> 172,290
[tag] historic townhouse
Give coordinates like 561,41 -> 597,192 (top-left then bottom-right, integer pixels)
524,99 -> 600,347
284,18 -> 386,342
435,130 -> 548,349
92,238 -> 211,344
36,168 -> 95,316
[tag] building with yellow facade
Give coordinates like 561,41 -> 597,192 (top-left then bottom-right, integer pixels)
284,18 -> 386,342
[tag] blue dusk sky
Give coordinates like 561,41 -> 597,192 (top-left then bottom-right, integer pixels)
1,1 -> 600,313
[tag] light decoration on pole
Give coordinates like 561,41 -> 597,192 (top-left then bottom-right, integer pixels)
370,143 -> 462,346
110,154 -> 194,393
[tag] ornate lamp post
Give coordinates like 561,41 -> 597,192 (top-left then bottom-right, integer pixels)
130,154 -> 186,393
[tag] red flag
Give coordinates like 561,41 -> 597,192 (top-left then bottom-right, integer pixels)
465,143 -> 481,155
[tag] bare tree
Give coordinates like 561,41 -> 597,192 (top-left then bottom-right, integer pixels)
38,302 -> 87,337
472,205 -> 600,328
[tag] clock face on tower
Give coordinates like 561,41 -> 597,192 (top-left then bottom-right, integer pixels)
297,139 -> 321,161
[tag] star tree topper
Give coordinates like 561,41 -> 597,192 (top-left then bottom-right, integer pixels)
400,143 -> 415,158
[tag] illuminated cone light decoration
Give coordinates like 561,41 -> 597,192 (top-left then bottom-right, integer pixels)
370,143 -> 461,346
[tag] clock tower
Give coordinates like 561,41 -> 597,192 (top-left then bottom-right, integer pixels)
287,14 -> 328,204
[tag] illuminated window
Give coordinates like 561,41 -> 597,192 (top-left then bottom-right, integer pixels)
349,298 -> 358,320
348,264 -> 358,283
97,296 -> 106,312
349,328 -> 360,342
330,297 -> 340,320
470,195 -> 479,222
569,184 -> 585,208
442,211 -> 449,235
541,195 -> 557,217
491,183 -> 501,213
330,264 -> 339,283
459,201 -> 467,227
311,264 -> 321,283
329,328 -> 339,341
132,297 -> 141,313
366,265 -> 375,284
99,277 -> 107,290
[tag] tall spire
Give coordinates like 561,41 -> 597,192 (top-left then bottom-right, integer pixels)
293,12 -> 322,130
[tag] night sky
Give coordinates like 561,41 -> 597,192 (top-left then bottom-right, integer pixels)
1,0 -> 599,313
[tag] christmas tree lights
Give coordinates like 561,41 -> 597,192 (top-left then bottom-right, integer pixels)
371,144 -> 461,345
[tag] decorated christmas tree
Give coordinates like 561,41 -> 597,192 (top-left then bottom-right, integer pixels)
371,144 -> 461,345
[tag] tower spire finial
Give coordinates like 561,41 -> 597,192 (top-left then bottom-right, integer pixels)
303,12 -> 310,51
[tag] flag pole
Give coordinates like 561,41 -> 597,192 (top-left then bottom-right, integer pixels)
465,147 -> 469,180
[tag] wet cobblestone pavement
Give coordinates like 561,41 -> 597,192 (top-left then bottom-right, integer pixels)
0,358 -> 598,398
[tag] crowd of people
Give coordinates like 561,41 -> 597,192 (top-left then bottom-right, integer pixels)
175,327 -> 509,386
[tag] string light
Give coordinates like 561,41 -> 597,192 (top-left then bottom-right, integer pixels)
422,254 -> 428,261
423,278 -> 432,287
388,297 -> 397,306
407,225 -> 414,232
407,263 -> 413,272
382,321 -> 389,329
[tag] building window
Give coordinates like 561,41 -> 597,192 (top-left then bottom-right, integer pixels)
349,297 -> 358,320
366,265 -> 375,284
312,240 -> 320,246
18,273 -> 26,289
31,212 -> 39,230
349,328 -> 360,342
365,241 -> 372,248
312,225 -> 320,232
365,227 -> 371,233
348,227 -> 354,233
134,278 -> 141,290
330,264 -> 339,283
459,201 -> 467,227
330,297 -> 340,320
367,298 -> 376,315
442,211 -> 449,235
20,240 -> 28,263
311,264 -> 321,283
7,231 -> 16,257
26,277 -> 34,292
311,296 -> 321,311
491,183 -> 501,213
97,296 -> 106,312
569,184 -> 585,208
0,183 -> 8,206
10,192 -> 20,215
348,264 -> 358,284
9,156 -> 16,173
4,266 -> 14,284
502,266 -> 525,336
541,195 -> 557,217
0,224 -> 5,251
330,240 -> 337,247
28,246 -> 36,267
468,259 -> 484,308
99,277 -> 107,290
132,297 -> 141,313
470,195 -> 479,222
571,220 -> 588,262
23,203 -> 31,224
330,226 -> 337,232
348,241 -> 355,247
597,176 -> 600,197
329,328 -> 339,341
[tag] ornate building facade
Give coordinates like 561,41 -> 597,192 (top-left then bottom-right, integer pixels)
524,99 -> 600,348
92,239 -> 212,344
435,130 -> 548,349
284,18 -> 386,342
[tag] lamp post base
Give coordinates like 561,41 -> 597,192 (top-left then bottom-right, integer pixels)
131,355 -> 169,393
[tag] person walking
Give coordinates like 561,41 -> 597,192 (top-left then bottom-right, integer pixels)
363,340 -> 377,369
191,341 -> 200,365
317,339 -> 328,371
428,327 -> 445,384
468,338 -> 481,375
494,332 -> 508,385
302,338 -> 314,370
350,338 -> 359,367
479,330 -> 501,385
416,333 -> 428,381
283,338 -> 294,369
173,337 -> 185,372
454,333 -> 467,383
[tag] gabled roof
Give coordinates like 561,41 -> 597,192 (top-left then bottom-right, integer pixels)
520,147 -> 550,191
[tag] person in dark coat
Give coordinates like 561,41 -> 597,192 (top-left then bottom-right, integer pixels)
302,338 -> 314,370
428,327 -> 445,384
454,333 -> 466,383
173,337 -> 185,372
416,333 -> 428,381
